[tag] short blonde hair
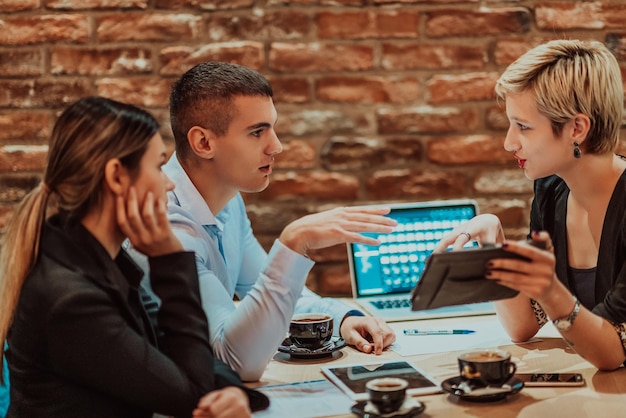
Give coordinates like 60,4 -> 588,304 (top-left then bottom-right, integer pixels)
495,39 -> 623,155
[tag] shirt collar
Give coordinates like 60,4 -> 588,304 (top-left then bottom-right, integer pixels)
163,152 -> 219,227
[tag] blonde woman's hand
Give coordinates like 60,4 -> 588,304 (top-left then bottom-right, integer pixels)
116,187 -> 183,257
433,214 -> 505,252
484,231 -> 557,302
192,386 -> 251,418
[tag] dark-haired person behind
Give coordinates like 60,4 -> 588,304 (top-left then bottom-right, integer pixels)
0,97 -> 268,418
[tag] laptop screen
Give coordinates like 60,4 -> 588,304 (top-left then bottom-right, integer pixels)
348,200 -> 478,298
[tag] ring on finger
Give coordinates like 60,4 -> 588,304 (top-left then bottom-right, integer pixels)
460,231 -> 472,240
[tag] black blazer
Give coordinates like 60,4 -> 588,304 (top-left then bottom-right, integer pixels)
531,171 -> 626,323
6,216 -> 268,418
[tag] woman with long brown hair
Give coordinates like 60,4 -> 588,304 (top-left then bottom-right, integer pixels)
0,96 -> 267,417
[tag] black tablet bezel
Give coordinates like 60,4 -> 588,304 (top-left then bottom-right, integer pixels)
410,244 -> 529,311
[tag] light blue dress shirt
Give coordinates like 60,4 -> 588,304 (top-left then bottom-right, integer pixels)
133,154 -> 355,381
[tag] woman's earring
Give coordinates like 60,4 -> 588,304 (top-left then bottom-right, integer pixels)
573,142 -> 581,159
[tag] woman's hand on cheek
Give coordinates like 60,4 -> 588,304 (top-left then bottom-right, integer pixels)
116,187 -> 183,257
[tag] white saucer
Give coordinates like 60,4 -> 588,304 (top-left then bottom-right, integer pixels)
441,376 -> 524,402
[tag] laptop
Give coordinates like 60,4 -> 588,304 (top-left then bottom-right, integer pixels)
347,199 -> 495,322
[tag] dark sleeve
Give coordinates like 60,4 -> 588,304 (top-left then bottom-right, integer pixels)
46,252 -> 266,416
213,358 -> 270,412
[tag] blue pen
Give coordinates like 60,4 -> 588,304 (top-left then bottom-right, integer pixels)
403,329 -> 475,336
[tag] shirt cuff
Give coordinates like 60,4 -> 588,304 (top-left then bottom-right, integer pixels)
265,240 -> 315,287
339,309 -> 366,337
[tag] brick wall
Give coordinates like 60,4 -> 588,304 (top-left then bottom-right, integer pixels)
1,0 -> 625,295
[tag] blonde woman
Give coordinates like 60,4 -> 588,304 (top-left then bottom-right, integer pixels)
436,40 -> 626,370
0,97 -> 267,417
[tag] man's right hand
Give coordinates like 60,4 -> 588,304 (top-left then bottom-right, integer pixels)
278,206 -> 397,256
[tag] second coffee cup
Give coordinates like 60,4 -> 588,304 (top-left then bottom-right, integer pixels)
289,313 -> 334,350
366,377 -> 408,414
458,349 -> 517,387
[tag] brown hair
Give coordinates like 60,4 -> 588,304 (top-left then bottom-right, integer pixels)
0,97 -> 159,381
169,61 -> 273,160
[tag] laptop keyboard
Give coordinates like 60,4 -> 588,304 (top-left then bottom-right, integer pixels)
370,298 -> 412,309
377,220 -> 457,292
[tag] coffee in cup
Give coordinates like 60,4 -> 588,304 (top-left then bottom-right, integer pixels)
289,313 -> 333,349
458,349 -> 517,387
366,377 -> 408,414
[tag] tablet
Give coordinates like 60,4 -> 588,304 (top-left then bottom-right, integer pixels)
410,242 -> 544,311
320,360 -> 440,400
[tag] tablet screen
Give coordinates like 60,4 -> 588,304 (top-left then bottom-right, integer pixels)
321,361 -> 440,400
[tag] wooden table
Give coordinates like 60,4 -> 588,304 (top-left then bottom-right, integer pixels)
254,312 -> 626,418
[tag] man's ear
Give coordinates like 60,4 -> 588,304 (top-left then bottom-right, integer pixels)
104,158 -> 130,196
570,114 -> 591,145
187,126 -> 216,160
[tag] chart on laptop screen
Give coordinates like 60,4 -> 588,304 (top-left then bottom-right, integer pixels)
351,202 -> 477,298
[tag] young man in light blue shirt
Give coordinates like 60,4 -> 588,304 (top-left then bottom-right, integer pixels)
134,62 -> 397,381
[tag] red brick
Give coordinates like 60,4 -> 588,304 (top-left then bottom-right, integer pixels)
427,135 -> 511,164
0,111 -> 52,142
0,145 -> 48,172
374,0 -> 478,3
315,263 -> 351,296
270,43 -> 374,72
246,202 -> 311,234
159,43 -> 265,76
475,197 -> 529,228
486,104 -> 509,130
426,8 -> 530,37
276,108 -> 372,137
427,72 -> 499,104
606,34 -> 626,61
51,48 -> 153,76
267,77 -> 310,104
46,0 -> 148,8
317,11 -> 418,39
96,78 -> 172,107
377,107 -> 479,134
206,10 -> 311,42
0,50 -> 44,77
382,43 -> 487,70
474,169 -> 533,194
260,171 -> 359,200
0,80 -> 93,108
321,136 -> 422,170
0,15 -> 89,46
494,38 -> 549,66
366,168 -> 470,199
267,0 -> 364,4
154,0 -> 253,9
316,76 -> 420,104
97,14 -> 203,42
536,2 -> 626,30
0,0 -> 38,12
274,139 -> 316,169
0,174 -> 41,202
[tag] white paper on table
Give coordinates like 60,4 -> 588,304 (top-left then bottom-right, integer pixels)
391,317 -> 516,356
253,379 -> 354,418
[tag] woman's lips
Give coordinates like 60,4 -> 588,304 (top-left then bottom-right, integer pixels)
517,159 -> 526,169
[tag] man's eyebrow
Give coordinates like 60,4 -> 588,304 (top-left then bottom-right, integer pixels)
245,122 -> 272,130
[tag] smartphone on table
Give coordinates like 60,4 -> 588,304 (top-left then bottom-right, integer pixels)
515,373 -> 585,387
